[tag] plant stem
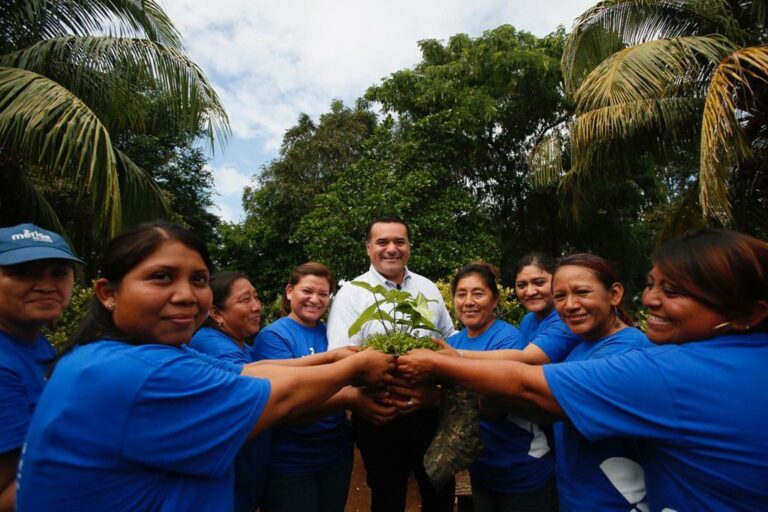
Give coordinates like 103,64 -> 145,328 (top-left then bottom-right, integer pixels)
372,291 -> 390,335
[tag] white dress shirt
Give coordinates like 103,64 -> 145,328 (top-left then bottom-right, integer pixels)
326,265 -> 456,349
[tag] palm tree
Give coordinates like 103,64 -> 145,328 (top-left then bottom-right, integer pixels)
533,0 -> 768,232
0,0 -> 228,235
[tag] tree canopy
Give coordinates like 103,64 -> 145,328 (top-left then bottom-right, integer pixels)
534,0 -> 768,238
0,0 -> 228,236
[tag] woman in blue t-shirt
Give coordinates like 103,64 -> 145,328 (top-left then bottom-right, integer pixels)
447,261 -> 556,512
16,222 -> 394,512
401,253 -> 652,511
401,230 -> 768,510
441,253 -> 579,366
189,271 -> 268,512
253,262 -> 354,512
0,223 -> 82,511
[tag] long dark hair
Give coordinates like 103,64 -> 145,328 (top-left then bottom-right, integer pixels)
653,229 -> 768,330
282,262 -> 335,315
203,271 -> 252,329
555,253 -> 632,325
66,222 -> 214,349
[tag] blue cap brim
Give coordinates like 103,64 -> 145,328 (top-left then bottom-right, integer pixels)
0,247 -> 85,266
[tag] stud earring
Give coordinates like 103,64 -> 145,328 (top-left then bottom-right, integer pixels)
107,303 -> 115,311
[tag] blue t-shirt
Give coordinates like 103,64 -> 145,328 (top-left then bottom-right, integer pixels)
17,341 -> 270,512
189,326 -> 251,367
545,332 -> 768,511
252,317 -> 352,475
189,327 -> 273,512
0,331 -> 55,453
448,320 -> 554,493
547,327 -> 652,511
519,309 -> 580,362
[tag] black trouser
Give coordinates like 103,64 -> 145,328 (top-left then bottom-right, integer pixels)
352,410 -> 456,512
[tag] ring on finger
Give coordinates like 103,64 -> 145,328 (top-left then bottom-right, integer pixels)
406,399 -> 414,407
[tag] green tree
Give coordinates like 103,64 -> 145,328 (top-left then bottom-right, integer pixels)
295,118 -> 500,282
213,100 -> 376,295
0,0 -> 228,236
364,26 -> 572,276
362,25 -> 656,285
539,0 -> 768,236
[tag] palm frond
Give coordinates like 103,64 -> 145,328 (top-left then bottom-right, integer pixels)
529,130 -> 566,188
115,148 -> 171,224
3,0 -> 182,48
0,66 -> 122,234
574,35 -> 735,112
563,0 -> 729,94
1,35 -> 229,144
700,45 -> 768,220
571,96 -> 703,167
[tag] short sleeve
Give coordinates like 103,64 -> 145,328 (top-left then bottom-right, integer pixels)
121,354 -> 270,477
252,328 -> 295,360
532,322 -> 579,363
0,366 -> 30,452
544,350 -> 681,443
186,344 -> 246,371
488,328 -> 524,351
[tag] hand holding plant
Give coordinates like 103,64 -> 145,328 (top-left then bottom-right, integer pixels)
396,349 -> 441,383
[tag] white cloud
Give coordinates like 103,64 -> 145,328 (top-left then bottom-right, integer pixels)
164,0 -> 596,219
206,164 -> 253,222
167,0 -> 593,146
211,164 -> 252,196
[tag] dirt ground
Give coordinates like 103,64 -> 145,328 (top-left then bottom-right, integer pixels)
344,447 -> 422,512
345,447 -> 471,512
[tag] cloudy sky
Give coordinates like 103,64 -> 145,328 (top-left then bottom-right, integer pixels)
163,0 -> 596,222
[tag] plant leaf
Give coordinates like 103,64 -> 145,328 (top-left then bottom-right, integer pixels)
347,302 -> 395,337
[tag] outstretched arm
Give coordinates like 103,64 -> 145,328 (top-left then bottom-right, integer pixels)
455,343 -> 551,364
242,349 -> 394,436
398,349 -> 565,420
247,346 -> 358,368
401,339 -> 552,383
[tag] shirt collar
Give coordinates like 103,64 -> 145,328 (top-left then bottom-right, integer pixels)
368,264 -> 412,288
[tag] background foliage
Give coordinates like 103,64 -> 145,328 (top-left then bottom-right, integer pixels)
7,0 -> 766,342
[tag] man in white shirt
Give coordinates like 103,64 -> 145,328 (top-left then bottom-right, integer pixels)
327,216 -> 455,512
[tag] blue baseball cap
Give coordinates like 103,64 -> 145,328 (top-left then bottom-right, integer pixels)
0,223 -> 84,266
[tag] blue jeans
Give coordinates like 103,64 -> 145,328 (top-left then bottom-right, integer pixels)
261,452 -> 353,512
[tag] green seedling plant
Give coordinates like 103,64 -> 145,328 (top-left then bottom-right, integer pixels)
347,281 -> 441,356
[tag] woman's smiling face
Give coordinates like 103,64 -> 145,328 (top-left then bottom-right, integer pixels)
552,265 -> 622,341
97,240 -> 212,346
642,266 -> 728,344
0,260 -> 75,340
287,274 -> 331,327
454,273 -> 498,337
515,264 -> 554,318
214,278 -> 261,343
